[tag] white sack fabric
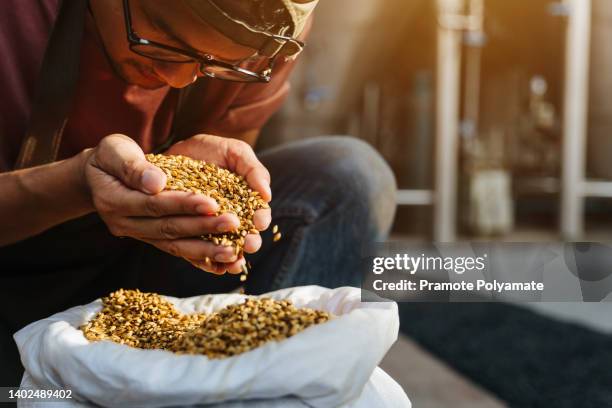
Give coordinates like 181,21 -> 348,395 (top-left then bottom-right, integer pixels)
19,366 -> 411,408
14,286 -> 407,407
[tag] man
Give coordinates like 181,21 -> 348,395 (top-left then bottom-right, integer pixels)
0,0 -> 396,385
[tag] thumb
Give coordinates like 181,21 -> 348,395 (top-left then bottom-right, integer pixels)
95,134 -> 166,194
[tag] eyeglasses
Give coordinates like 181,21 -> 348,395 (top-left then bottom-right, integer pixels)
122,0 -> 304,83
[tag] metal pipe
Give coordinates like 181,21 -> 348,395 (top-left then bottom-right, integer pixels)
560,0 -> 592,239
583,181 -> 612,198
396,190 -> 435,206
435,0 -> 464,242
462,0 -> 484,135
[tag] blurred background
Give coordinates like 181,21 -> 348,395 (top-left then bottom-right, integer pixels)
257,0 -> 612,406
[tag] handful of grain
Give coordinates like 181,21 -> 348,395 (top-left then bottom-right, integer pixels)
145,154 -> 269,253
81,289 -> 331,359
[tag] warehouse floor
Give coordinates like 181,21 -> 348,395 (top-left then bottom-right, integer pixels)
380,336 -> 506,408
381,304 -> 612,408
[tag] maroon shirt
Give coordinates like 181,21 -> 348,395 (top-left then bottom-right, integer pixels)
0,0 -> 298,171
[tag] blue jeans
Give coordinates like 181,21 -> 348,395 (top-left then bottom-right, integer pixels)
0,136 -> 396,385
249,136 -> 397,292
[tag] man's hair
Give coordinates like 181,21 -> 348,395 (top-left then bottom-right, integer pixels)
212,0 -> 292,34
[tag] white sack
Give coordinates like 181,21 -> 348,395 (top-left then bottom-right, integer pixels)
19,366 -> 411,408
14,286 -> 405,407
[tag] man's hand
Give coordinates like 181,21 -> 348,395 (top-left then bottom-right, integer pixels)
166,134 -> 272,273
83,134 -> 250,274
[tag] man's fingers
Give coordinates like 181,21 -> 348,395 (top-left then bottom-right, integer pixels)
224,257 -> 247,274
243,233 -> 262,254
187,257 -> 245,275
187,258 -> 226,275
246,168 -> 272,203
110,190 -> 219,217
228,141 -> 272,202
122,213 -> 240,240
253,208 -> 272,231
94,134 -> 166,194
145,238 -> 239,263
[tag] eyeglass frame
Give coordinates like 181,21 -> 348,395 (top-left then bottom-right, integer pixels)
121,0 -> 305,83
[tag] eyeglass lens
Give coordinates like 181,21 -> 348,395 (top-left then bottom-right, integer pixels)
130,43 -> 261,81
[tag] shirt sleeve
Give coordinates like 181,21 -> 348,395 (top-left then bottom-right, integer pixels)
209,56 -> 295,133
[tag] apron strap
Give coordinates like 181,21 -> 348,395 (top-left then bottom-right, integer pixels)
153,80 -> 205,154
15,0 -> 200,168
14,0 -> 88,170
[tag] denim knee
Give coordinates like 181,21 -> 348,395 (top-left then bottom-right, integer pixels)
302,136 -> 397,240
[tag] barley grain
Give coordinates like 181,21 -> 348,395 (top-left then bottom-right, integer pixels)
174,297 -> 330,358
80,289 -> 206,350
81,290 -> 331,359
